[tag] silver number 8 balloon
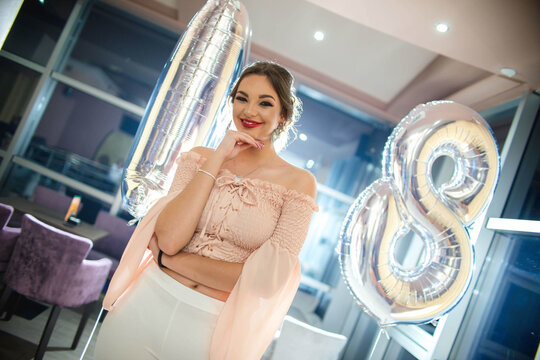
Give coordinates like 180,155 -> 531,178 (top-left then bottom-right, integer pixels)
339,101 -> 500,326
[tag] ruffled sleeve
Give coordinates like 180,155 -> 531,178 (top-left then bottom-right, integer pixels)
210,192 -> 318,360
102,151 -> 205,310
169,151 -> 207,193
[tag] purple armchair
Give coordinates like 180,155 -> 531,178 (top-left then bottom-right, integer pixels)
0,203 -> 21,271
87,210 -> 135,279
2,214 -> 112,360
32,185 -> 81,215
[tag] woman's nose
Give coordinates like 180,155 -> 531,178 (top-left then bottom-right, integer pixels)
243,102 -> 257,117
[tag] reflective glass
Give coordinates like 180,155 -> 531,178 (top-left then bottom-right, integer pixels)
276,92 -> 390,323
3,0 -> 75,65
24,84 -> 137,195
519,154 -> 540,222
468,233 -> 539,359
481,98 -> 519,152
299,194 -> 350,280
396,344 -> 417,360
61,3 -> 178,105
0,58 -> 41,149
458,98 -> 540,359
2,163 -> 108,224
282,93 -> 390,284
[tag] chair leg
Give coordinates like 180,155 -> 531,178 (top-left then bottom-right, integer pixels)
1,291 -> 21,321
35,305 -> 61,360
0,286 -> 12,318
71,302 -> 94,350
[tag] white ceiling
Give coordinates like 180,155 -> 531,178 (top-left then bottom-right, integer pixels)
125,0 -> 540,124
307,0 -> 540,87
241,0 -> 438,103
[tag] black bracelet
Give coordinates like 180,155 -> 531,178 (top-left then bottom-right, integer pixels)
157,250 -> 166,268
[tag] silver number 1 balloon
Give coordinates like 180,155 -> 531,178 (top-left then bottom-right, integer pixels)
122,0 -> 251,218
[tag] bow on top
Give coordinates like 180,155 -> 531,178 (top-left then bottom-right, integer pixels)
198,174 -> 259,242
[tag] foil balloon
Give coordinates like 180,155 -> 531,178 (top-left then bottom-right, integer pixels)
339,101 -> 500,326
122,0 -> 251,218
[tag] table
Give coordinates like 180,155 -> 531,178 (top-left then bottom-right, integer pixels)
0,197 -> 108,241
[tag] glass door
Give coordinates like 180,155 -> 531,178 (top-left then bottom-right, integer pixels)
450,94 -> 540,359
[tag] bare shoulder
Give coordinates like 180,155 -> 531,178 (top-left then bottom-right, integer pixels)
281,163 -> 317,199
190,146 -> 214,158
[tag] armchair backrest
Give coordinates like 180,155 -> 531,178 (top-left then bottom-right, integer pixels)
92,210 -> 134,260
271,316 -> 347,360
32,185 -> 74,214
0,203 -> 19,268
5,214 -> 93,304
0,203 -> 14,228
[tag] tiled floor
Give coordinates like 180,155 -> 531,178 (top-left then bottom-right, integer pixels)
0,300 -> 103,360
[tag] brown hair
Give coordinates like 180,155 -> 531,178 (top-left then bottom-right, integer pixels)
229,61 -> 302,149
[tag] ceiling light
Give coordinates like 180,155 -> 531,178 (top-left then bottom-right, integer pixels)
306,160 -> 315,169
314,31 -> 325,41
500,68 -> 516,77
435,23 -> 449,33
299,133 -> 308,141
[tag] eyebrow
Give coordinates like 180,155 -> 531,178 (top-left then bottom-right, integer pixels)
237,90 -> 276,101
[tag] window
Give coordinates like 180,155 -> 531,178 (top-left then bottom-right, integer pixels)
61,2 -> 178,105
461,99 -> 540,359
1,1 -> 180,222
281,90 -> 391,287
480,97 -> 520,153
17,85 -> 136,195
0,57 -> 41,149
3,0 -> 75,66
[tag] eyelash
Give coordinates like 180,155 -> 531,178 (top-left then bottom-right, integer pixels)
235,96 -> 273,107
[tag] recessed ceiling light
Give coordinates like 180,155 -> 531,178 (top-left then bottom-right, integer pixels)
299,133 -> 308,141
314,31 -> 325,41
435,23 -> 449,33
500,68 -> 516,77
306,160 -> 315,169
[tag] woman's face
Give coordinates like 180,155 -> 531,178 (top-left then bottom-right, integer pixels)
232,74 -> 284,141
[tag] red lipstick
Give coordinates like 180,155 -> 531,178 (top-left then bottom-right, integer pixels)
240,118 -> 262,129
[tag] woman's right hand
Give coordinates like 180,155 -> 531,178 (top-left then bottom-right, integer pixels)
215,130 -> 264,161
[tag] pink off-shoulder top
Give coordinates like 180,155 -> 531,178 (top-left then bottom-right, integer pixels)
102,151 -> 318,360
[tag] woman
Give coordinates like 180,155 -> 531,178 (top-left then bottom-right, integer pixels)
94,61 -> 318,359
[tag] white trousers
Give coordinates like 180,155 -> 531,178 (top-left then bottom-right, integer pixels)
93,262 -> 224,360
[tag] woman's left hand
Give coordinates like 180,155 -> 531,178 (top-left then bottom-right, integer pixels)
149,234 -> 160,262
